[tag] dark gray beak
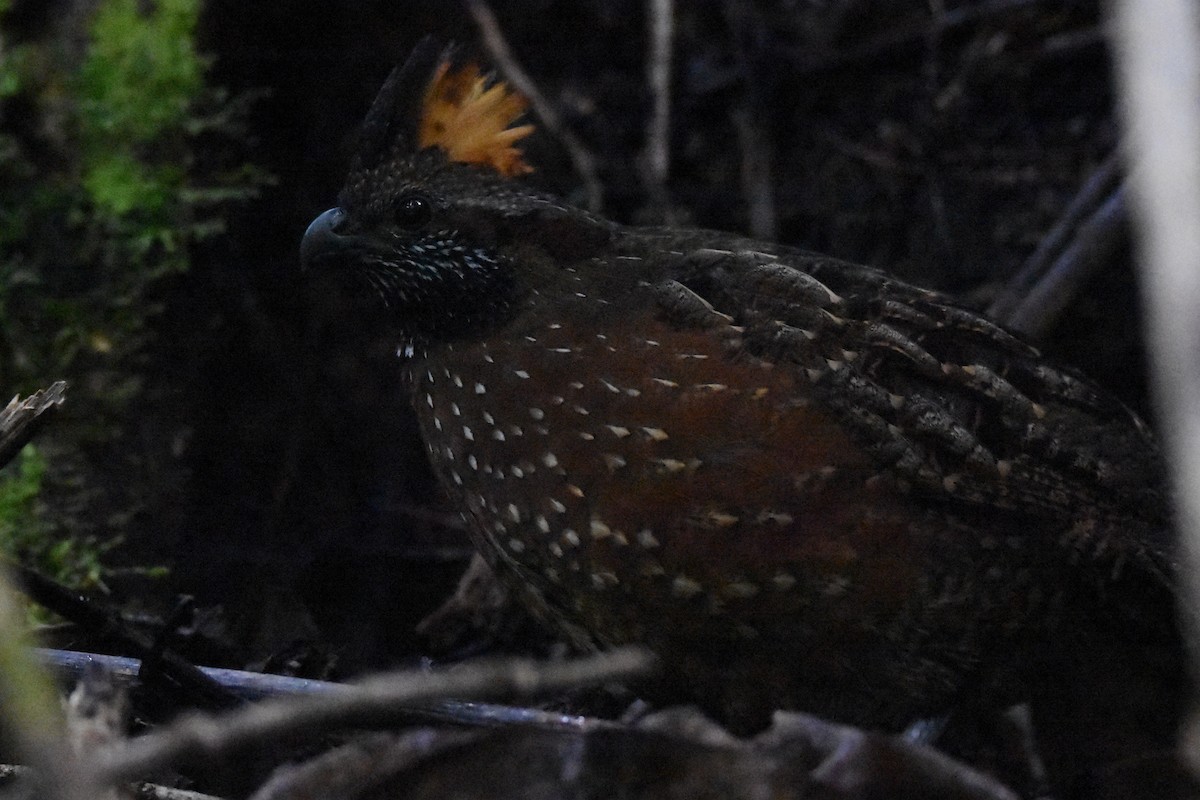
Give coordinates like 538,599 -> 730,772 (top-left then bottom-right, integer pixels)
300,207 -> 348,270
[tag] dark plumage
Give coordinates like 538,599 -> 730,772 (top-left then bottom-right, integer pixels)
302,39 -> 1176,730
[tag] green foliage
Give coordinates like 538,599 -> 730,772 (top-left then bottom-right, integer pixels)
0,0 -> 259,608
0,42 -> 21,99
0,446 -> 128,623
82,152 -> 178,219
78,0 -> 203,147
0,447 -> 44,549
0,0 -> 270,387
72,0 -> 246,281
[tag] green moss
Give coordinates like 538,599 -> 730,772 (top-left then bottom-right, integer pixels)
79,0 -> 203,142
82,152 -> 177,218
0,47 -> 21,99
0,447 -> 45,546
0,0 -> 269,387
0,446 -> 127,623
77,0 -> 204,222
0,0 -> 261,610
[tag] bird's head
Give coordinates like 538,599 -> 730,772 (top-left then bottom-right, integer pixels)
301,38 -> 611,354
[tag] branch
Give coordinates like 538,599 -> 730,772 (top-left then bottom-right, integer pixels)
0,381 -> 67,469
1109,0 -> 1200,772
462,0 -> 604,212
88,647 -> 654,786
643,0 -> 675,221
993,186 -> 1128,339
988,152 -> 1126,336
14,566 -> 239,710
36,647 -> 628,733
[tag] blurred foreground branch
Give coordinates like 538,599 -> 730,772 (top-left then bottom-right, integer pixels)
0,570 -> 87,800
0,381 -> 88,798
1109,0 -> 1200,772
89,647 -> 654,787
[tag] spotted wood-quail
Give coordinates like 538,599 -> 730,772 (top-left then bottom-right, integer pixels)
301,39 -> 1176,730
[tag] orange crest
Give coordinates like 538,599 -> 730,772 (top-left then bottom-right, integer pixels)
419,61 -> 534,177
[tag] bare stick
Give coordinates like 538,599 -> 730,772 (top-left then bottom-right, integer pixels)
723,1 -> 777,240
643,0 -> 675,221
731,106 -> 777,241
462,0 -> 604,212
0,381 -> 66,469
89,647 -> 654,786
36,648 -> 328,704
1109,0 -> 1200,771
14,566 -> 238,709
988,151 -> 1124,327
37,647 -> 627,733
995,187 -> 1127,339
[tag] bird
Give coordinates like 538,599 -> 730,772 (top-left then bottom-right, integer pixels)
300,38 -> 1177,732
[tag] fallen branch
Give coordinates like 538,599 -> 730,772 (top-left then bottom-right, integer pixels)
37,647 -> 627,733
88,647 -> 655,786
14,565 -> 239,710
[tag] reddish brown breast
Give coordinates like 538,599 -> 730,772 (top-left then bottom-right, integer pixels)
409,296 -> 1062,727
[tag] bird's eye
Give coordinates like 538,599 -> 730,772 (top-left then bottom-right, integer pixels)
393,194 -> 433,230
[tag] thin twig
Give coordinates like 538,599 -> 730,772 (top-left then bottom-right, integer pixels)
988,151 -> 1123,324
780,0 -> 1047,75
1109,0 -> 1200,773
37,649 -> 331,703
1,766 -> 232,800
723,1 -> 777,240
994,187 -> 1128,339
731,108 -> 776,241
88,647 -> 654,786
462,0 -> 604,213
643,0 -> 675,222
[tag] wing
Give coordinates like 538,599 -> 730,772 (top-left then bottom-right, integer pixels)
652,239 -> 1174,585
